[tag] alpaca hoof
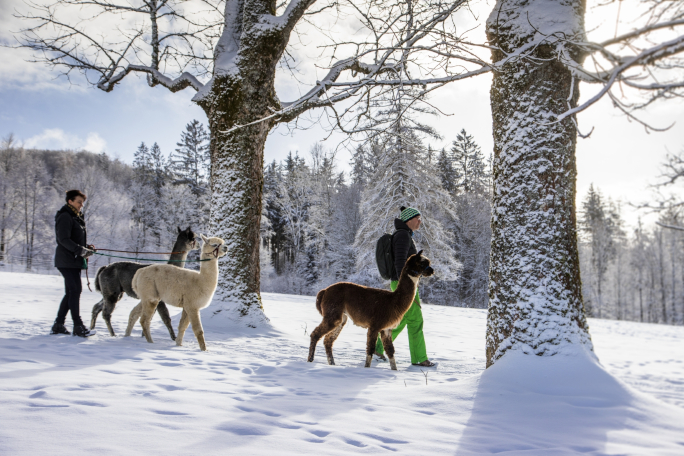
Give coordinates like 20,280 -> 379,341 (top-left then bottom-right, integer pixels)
364,355 -> 372,368
389,358 -> 398,371
327,356 -> 335,365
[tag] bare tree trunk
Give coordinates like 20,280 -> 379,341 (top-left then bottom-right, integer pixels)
657,229 -> 667,323
485,0 -> 593,367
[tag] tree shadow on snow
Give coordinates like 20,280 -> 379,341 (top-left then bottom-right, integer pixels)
454,350 -> 635,456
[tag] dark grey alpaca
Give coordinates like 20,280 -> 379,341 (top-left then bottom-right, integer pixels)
90,227 -> 198,339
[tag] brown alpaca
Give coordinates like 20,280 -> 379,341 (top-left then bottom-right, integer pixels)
308,251 -> 434,370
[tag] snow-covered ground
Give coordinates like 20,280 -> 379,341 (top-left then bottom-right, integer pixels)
1,271 -> 683,455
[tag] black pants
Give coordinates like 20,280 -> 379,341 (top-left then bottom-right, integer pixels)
56,268 -> 83,326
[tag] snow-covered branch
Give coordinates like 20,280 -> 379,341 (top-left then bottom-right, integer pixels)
225,0 -> 495,133
554,33 -> 684,123
16,0 -> 222,93
98,65 -> 204,92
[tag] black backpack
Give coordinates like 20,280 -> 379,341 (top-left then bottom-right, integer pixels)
375,230 -> 405,280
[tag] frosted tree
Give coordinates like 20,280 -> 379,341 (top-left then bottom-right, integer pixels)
170,120 -> 210,195
0,135 -> 21,263
436,148 -> 457,195
580,185 -> 622,318
484,0 -> 684,366
448,131 -> 491,307
451,129 -> 489,195
130,143 -> 156,251
17,153 -> 51,270
262,160 -> 288,274
353,88 -> 459,283
16,0 -> 491,324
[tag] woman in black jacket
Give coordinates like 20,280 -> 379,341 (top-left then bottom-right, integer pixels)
51,189 -> 95,337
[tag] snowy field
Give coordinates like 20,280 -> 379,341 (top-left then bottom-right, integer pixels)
1,271 -> 684,455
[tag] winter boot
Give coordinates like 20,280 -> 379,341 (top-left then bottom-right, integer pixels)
50,322 -> 70,335
73,324 -> 95,338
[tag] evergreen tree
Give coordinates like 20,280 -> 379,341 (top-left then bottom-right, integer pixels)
353,88 -> 459,283
133,142 -> 152,182
436,147 -> 457,195
580,184 -> 623,318
263,160 -> 288,274
170,120 -> 210,195
451,129 -> 489,195
149,142 -> 168,197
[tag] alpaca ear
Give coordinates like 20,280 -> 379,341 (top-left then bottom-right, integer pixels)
177,226 -> 181,234
417,250 -> 424,257
200,234 -> 208,243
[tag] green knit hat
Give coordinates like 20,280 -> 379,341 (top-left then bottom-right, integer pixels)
400,206 -> 421,222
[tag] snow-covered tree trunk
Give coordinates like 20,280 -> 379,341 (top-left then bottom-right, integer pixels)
193,0 -> 293,322
485,0 -> 593,367
204,112 -> 271,322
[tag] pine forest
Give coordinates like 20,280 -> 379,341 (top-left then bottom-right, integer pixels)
2,122 -> 684,326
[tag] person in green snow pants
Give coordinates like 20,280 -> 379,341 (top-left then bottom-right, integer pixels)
375,281 -> 428,365
375,206 -> 435,367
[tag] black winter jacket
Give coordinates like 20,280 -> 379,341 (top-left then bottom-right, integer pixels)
391,218 -> 417,281
54,205 -> 87,269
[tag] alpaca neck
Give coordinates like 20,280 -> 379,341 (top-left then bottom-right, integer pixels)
168,240 -> 189,266
198,253 -> 219,284
394,270 -> 420,311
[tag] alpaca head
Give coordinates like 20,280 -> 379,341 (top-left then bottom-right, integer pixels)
176,226 -> 199,251
406,250 -> 435,278
199,234 -> 228,259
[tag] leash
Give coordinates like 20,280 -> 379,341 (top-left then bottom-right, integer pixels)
92,247 -> 184,254
86,257 -> 92,292
92,252 -> 211,262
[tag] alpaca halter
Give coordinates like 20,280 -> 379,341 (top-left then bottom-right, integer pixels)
409,263 -> 430,277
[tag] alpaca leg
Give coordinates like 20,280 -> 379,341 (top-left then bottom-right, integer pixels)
90,299 -> 104,330
188,310 -> 207,351
124,302 -> 143,337
323,314 -> 347,366
380,329 -> 398,371
101,295 -> 119,337
156,301 -> 176,341
139,301 -> 158,343
176,310 -> 190,347
365,328 -> 381,368
308,319 -> 338,363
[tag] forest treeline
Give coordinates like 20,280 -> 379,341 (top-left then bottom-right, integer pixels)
1,125 -> 683,326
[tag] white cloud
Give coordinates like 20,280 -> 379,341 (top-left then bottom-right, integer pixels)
24,128 -> 107,153
83,132 -> 107,153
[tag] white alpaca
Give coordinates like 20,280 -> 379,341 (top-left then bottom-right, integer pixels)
127,234 -> 228,351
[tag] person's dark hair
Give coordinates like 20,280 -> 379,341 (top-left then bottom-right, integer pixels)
65,189 -> 87,203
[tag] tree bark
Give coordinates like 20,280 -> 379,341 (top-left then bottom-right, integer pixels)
485,0 -> 593,367
194,0 -> 285,323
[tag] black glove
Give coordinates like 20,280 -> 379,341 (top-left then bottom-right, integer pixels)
79,246 -> 94,259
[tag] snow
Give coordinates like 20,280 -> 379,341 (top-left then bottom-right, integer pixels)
2,271 -> 684,454
486,0 -> 583,41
